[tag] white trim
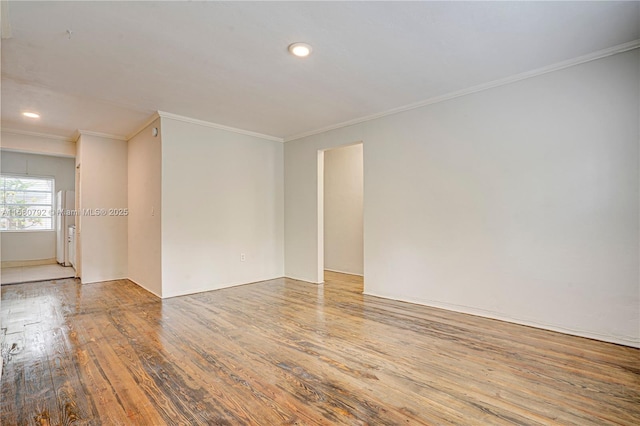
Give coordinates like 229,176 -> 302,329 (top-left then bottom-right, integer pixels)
81,274 -> 128,285
364,290 -> 640,349
126,277 -> 162,299
317,150 -> 325,284
1,258 -> 57,268
324,268 -> 364,277
0,147 -> 76,159
157,111 -> 283,143
161,275 -> 287,298
284,40 -> 640,142
1,128 -> 74,142
126,112 -> 161,141
285,275 -> 323,285
76,129 -> 127,141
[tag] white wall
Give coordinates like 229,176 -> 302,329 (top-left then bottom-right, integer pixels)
284,50 -> 640,347
1,151 -> 76,190
324,144 -> 363,275
76,134 -> 128,283
160,117 -> 284,298
1,131 -> 76,158
285,125 -> 363,283
1,151 -> 76,263
1,232 -> 56,264
128,119 -> 162,296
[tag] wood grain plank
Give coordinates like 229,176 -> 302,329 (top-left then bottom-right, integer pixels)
71,313 -> 164,424
1,331 -> 25,425
21,322 -> 57,426
1,273 -> 639,425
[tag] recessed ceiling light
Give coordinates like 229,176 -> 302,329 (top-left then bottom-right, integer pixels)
22,112 -> 40,118
288,42 -> 312,58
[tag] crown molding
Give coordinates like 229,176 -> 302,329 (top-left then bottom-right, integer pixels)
157,111 -> 283,143
76,129 -> 127,142
126,112 -> 161,141
284,40 -> 640,142
1,128 -> 75,142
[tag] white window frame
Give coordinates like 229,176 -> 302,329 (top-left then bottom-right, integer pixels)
0,174 -> 55,232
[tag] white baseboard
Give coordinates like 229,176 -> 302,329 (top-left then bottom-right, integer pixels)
324,268 -> 364,277
125,277 -> 162,299
161,275 -> 287,298
364,290 -> 640,348
1,258 -> 57,268
285,275 -> 323,284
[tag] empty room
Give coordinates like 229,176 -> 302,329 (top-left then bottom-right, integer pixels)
1,1 -> 639,424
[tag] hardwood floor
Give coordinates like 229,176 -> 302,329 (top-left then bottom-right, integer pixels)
1,271 -> 639,425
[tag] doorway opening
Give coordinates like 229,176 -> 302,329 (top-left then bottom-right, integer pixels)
0,151 -> 77,285
318,143 -> 364,288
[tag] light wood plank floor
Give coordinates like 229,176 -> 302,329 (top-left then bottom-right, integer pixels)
1,271 -> 639,425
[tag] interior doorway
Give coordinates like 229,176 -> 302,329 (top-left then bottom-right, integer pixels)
0,151 -> 77,285
319,143 -> 364,284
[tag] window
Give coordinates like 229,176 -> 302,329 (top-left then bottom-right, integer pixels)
0,175 -> 55,231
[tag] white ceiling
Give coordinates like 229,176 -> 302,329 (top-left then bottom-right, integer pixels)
2,1 -> 639,140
